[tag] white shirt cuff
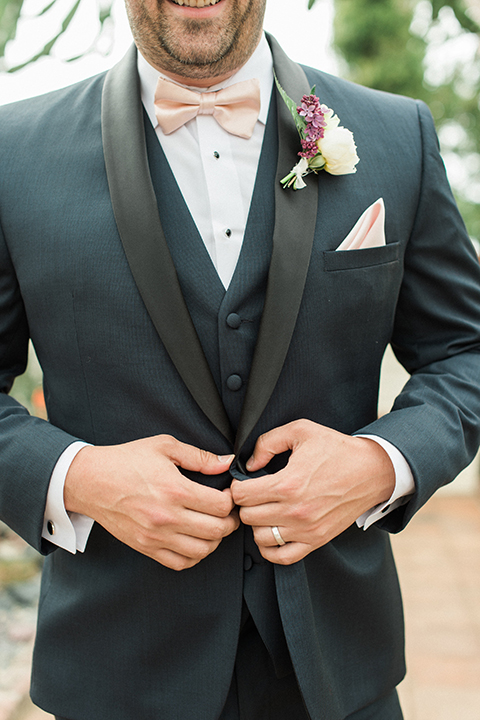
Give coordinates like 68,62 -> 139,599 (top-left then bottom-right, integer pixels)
42,441 -> 95,553
355,435 -> 415,530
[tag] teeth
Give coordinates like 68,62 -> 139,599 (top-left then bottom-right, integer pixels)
172,0 -> 221,6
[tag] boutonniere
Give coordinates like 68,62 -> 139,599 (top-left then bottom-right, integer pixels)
275,77 -> 359,190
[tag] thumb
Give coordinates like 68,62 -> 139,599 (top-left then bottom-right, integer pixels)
245,425 -> 295,472
168,440 -> 234,475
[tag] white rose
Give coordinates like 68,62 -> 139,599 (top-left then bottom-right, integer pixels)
316,126 -> 359,175
321,106 -> 340,131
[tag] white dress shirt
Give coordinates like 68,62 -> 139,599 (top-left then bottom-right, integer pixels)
42,36 -> 414,553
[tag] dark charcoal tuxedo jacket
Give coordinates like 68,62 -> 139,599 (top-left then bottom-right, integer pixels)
1,35 -> 480,720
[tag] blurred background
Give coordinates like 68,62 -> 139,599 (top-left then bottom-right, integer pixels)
0,1 -> 479,718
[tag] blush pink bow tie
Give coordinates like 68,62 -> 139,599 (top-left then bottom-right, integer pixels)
154,77 -> 261,139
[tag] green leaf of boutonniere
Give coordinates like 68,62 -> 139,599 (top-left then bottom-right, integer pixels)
274,73 -> 306,138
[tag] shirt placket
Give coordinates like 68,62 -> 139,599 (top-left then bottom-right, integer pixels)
197,115 -> 246,289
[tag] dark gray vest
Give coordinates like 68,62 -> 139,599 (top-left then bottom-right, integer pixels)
144,104 -> 292,677
144,107 -> 274,431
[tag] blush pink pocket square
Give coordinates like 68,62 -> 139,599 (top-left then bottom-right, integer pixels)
336,198 -> 385,251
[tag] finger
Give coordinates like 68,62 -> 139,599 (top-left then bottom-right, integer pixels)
227,507 -> 241,533
245,423 -> 298,472
238,502 -> 282,527
252,525 -> 289,548
180,478 -> 236,517
222,487 -> 235,503
231,472 -> 286,507
257,541 -> 311,565
154,547 -> 208,572
169,532 -> 222,560
162,436 -> 234,476
183,507 -> 240,541
128,505 -> 240,566
125,518 -> 221,566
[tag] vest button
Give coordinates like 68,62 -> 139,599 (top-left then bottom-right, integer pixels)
226,374 -> 242,391
244,555 -> 253,571
226,313 -> 241,329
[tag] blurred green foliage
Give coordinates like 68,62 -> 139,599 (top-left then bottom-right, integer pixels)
0,0 -> 113,71
334,0 -> 427,98
0,0 -> 23,59
332,0 -> 480,242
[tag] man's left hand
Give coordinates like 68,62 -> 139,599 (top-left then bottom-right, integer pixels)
230,420 -> 395,565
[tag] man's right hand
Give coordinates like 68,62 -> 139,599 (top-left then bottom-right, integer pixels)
63,436 -> 238,571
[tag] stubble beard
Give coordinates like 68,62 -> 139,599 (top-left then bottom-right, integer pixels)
128,0 -> 265,81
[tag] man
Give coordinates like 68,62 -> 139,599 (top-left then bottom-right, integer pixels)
1,0 -> 480,718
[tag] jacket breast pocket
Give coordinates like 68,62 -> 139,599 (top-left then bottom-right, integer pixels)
323,242 -> 401,272
316,242 -> 403,335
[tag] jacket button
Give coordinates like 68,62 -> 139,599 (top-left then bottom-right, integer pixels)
226,374 -> 242,391
226,313 -> 241,329
244,555 -> 253,571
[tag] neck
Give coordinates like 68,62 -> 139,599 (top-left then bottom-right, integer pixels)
151,63 -> 241,89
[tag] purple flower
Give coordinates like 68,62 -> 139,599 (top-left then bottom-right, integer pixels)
298,139 -> 318,159
297,94 -> 321,120
297,94 -> 326,121
310,113 -> 327,129
305,124 -> 325,142
297,93 -> 328,147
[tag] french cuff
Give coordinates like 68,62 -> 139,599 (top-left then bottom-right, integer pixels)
355,434 -> 415,530
42,441 -> 94,553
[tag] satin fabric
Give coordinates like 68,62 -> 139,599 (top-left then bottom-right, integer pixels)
154,77 -> 261,138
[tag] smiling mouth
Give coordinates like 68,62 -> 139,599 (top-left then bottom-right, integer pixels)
170,0 -> 222,6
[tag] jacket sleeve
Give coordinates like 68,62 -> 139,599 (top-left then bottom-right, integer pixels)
357,100 -> 480,532
0,217 -> 79,553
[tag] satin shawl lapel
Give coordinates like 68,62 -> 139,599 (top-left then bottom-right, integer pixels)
235,35 -> 318,455
101,46 -> 233,444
